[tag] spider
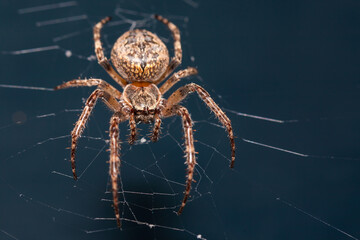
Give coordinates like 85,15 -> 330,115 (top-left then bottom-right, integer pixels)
54,15 -> 235,228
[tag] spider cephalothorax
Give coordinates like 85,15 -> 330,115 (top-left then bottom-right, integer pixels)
123,82 -> 162,123
55,14 -> 235,228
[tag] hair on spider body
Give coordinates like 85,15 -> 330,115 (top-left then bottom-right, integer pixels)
54,14 -> 235,228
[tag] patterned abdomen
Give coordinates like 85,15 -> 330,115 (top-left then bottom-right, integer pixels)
111,29 -> 169,82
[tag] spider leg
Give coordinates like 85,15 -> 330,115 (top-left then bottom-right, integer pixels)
109,112 -> 127,228
154,15 -> 182,83
128,111 -> 137,145
158,67 -> 198,94
150,111 -> 162,142
163,105 -> 196,214
93,17 -> 128,88
70,89 -> 120,179
54,78 -> 122,99
165,83 -> 236,168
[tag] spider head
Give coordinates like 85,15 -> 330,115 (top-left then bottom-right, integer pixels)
111,29 -> 169,83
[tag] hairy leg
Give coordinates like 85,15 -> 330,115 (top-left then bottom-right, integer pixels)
163,105 -> 196,214
70,89 -> 121,179
154,14 -> 183,83
109,113 -> 127,227
150,112 -> 162,142
93,17 -> 128,88
159,67 -> 198,94
165,83 -> 236,168
54,78 -> 122,99
128,111 -> 137,145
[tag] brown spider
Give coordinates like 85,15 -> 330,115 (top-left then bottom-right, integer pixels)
54,15 -> 235,228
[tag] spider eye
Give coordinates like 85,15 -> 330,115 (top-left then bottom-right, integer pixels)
111,29 -> 169,82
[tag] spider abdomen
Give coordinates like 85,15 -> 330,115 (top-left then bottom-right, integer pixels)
111,29 -> 169,83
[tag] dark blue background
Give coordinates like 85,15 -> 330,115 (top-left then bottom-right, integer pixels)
1,0 -> 360,239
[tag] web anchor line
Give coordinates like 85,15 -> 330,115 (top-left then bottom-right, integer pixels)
18,1 -> 78,14
243,138 -> 360,161
277,197 -> 359,240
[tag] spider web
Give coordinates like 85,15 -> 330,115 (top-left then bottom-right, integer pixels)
1,0 -> 360,239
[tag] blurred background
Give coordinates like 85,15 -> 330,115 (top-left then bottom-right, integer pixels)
1,0 -> 360,239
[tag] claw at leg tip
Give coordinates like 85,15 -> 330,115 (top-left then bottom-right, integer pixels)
230,160 -> 235,168
116,220 -> 121,229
